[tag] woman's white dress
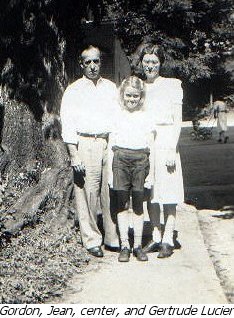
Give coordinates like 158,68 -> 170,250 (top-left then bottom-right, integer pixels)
213,100 -> 228,132
145,76 -> 184,204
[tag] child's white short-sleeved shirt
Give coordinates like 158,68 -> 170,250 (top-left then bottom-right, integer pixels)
111,109 -> 155,150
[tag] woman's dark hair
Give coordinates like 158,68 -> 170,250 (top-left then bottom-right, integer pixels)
132,42 -> 165,77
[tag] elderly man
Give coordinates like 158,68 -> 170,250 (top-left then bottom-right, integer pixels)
60,45 -> 119,257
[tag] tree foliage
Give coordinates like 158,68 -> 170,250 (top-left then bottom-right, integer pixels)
104,0 -> 234,87
0,0 -> 233,115
0,0 -> 96,119
0,0 -> 99,174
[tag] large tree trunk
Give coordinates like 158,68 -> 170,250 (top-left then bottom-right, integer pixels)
0,99 -> 74,240
1,100 -> 43,176
2,166 -> 73,237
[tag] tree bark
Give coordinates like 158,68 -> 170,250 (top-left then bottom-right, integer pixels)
2,165 -> 73,237
1,100 -> 43,176
0,99 -> 74,239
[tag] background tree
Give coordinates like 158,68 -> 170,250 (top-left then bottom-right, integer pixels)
0,2 -> 97,302
104,0 -> 234,115
0,0 -> 96,236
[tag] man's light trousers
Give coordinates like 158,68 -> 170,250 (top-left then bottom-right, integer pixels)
74,136 -> 119,249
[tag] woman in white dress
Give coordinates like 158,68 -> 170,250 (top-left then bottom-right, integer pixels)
134,43 -> 184,258
213,100 -> 229,143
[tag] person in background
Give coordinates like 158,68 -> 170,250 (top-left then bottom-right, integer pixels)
60,45 -> 119,257
134,42 -> 184,258
109,76 -> 155,262
213,100 -> 229,143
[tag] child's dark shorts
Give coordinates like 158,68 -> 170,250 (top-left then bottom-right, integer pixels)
112,146 -> 150,214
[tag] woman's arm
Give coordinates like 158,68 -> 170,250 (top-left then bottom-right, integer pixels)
163,79 -> 183,171
169,79 -> 183,150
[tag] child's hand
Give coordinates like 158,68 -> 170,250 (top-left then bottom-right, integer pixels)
108,179 -> 113,188
144,175 -> 154,189
108,172 -> 114,188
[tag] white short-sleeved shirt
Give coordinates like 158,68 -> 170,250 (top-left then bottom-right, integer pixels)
60,76 -> 118,144
111,109 -> 155,150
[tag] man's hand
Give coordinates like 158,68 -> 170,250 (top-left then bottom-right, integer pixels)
73,164 -> 86,186
73,163 -> 86,175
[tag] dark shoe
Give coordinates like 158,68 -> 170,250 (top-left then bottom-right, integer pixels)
224,136 -> 229,144
87,246 -> 104,257
118,247 -> 131,262
142,240 -> 161,253
104,245 -> 120,252
218,139 -> 222,143
157,243 -> 173,258
173,230 -> 182,250
133,246 -> 148,261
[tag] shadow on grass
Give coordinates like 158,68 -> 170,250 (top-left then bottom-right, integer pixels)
212,206 -> 234,219
185,191 -> 234,211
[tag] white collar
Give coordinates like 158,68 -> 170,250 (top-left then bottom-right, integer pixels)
82,75 -> 104,86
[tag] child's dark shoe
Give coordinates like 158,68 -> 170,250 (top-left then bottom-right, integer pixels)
118,247 -> 131,262
173,230 -> 182,250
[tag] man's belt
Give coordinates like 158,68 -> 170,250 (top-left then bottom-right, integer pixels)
77,132 -> 109,139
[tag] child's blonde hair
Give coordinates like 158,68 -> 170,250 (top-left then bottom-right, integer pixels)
119,76 -> 145,111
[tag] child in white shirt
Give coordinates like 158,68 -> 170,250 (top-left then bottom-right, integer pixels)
110,76 -> 155,262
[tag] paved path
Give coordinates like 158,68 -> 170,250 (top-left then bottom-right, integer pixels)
59,204 -> 227,304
